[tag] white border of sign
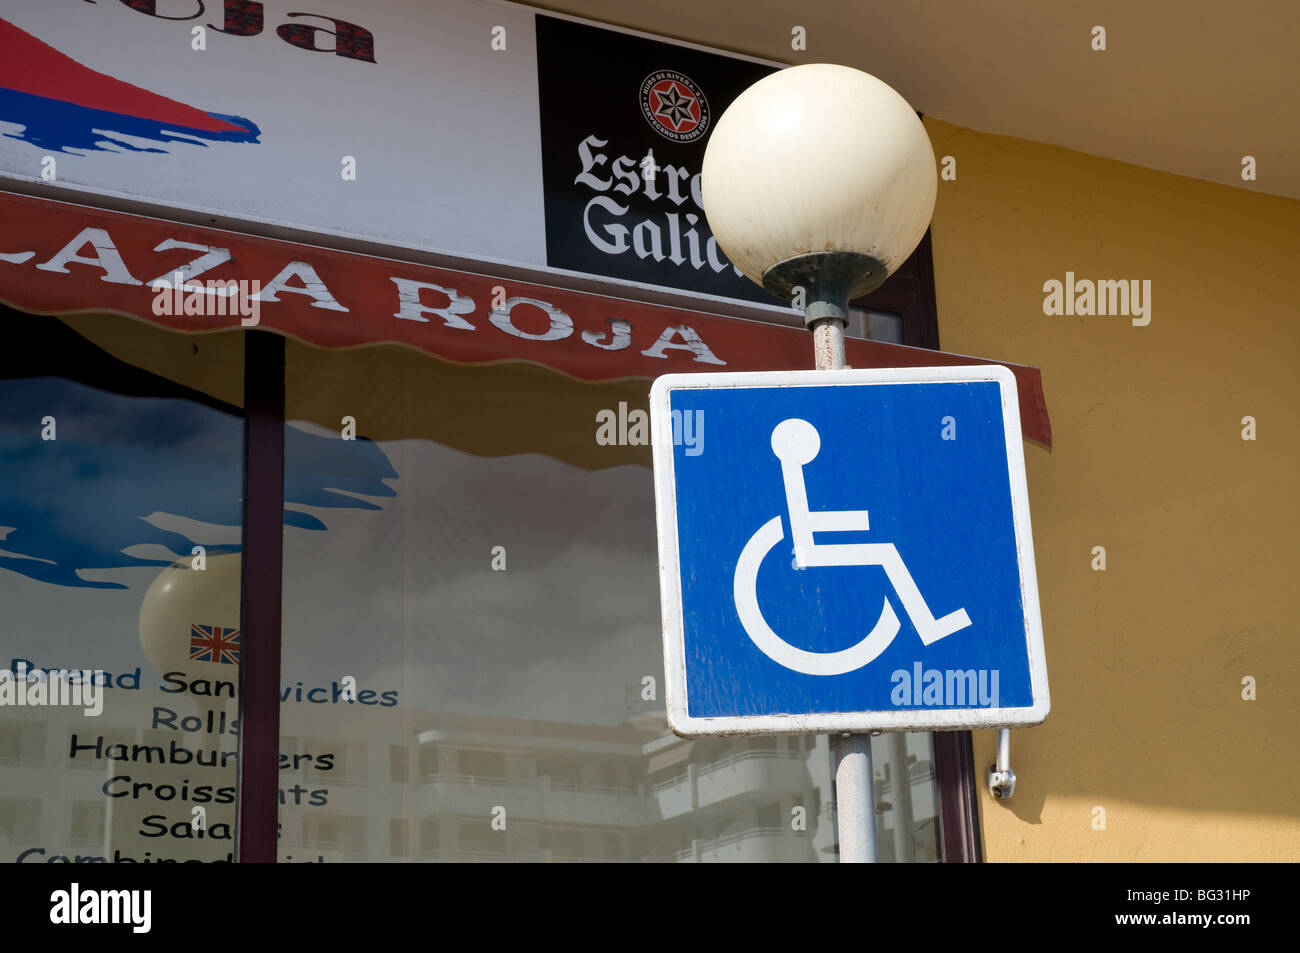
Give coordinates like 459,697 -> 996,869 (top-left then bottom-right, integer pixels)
650,365 -> 1050,736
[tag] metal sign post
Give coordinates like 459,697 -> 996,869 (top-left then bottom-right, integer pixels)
810,311 -> 877,863
831,733 -> 877,862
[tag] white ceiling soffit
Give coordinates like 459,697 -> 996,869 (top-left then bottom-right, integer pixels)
530,0 -> 1300,201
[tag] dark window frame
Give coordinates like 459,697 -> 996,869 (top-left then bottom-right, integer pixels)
236,330 -> 285,862
850,228 -> 942,350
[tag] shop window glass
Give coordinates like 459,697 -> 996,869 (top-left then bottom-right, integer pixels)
1,310 -> 244,864
848,307 -> 904,344
278,339 -> 941,862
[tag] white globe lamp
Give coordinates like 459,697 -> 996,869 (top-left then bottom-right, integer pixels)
702,64 -> 937,336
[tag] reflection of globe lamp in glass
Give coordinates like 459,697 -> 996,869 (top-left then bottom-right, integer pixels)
139,552 -> 241,680
126,552 -> 241,859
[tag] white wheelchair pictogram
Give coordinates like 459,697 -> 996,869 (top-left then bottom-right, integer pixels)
733,418 -> 973,676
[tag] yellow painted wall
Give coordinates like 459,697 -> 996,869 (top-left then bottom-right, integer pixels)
924,117 -> 1300,860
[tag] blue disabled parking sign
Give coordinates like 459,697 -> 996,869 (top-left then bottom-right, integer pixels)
650,366 -> 1049,736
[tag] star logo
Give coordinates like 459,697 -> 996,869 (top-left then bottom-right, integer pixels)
652,82 -> 697,132
640,70 -> 710,142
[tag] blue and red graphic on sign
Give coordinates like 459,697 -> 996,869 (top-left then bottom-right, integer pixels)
189,624 -> 241,666
0,18 -> 260,153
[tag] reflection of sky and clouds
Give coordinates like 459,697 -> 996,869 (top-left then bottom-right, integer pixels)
1,376 -> 660,727
0,378 -> 394,678
1,378 -> 243,588
0,378 -> 395,588
281,430 -> 662,727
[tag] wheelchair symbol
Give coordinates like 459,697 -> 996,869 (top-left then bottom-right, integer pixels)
733,418 -> 972,676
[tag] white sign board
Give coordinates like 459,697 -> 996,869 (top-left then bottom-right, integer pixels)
0,0 -> 781,310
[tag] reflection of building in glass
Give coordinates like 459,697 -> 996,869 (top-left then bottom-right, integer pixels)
1,707 -> 239,863
407,713 -> 829,863
3,682 -> 937,863
276,681 -> 940,863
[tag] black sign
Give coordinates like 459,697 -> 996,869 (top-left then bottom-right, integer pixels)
536,15 -> 782,307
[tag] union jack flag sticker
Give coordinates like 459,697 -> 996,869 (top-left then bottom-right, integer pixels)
189,624 -> 240,665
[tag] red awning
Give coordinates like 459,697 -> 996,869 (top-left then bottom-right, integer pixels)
0,190 -> 1051,446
